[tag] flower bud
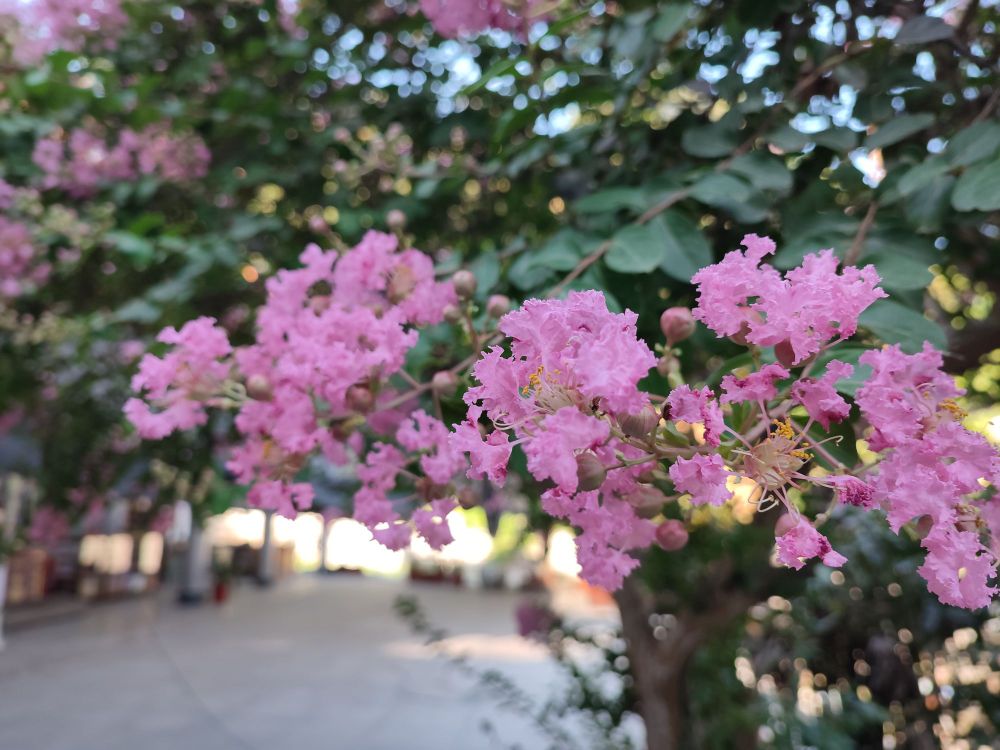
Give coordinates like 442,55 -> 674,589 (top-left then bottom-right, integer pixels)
457,486 -> 479,510
659,307 -> 696,344
451,269 -> 477,300
386,264 -> 416,304
774,339 -> 796,369
729,320 -> 752,346
486,294 -> 510,319
346,384 -> 375,414
386,209 -> 407,230
627,485 -> 667,519
655,520 -> 689,551
620,404 -> 660,438
576,452 -> 607,492
656,356 -> 674,378
774,513 -> 798,537
431,370 -> 459,397
308,214 -> 327,234
246,374 -> 272,401
443,304 -> 463,324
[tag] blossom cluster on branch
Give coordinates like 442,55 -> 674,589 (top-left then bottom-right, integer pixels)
33,125 -> 210,198
126,233 -> 1000,610
419,0 -> 547,38
0,0 -> 127,67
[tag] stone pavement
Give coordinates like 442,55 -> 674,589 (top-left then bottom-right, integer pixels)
0,575 -> 590,750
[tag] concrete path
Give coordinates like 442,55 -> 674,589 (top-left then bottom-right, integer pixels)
0,575 -> 588,750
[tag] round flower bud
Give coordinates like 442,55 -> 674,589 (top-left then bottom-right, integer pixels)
656,356 -> 674,378
774,340 -> 796,369
246,374 -> 273,401
346,384 -> 375,414
386,209 -> 407,230
655,520 -> 689,551
774,513 -> 798,537
457,486 -> 479,510
308,214 -> 327,234
451,269 -> 477,300
576,452 -> 607,492
620,404 -> 660,438
628,485 -> 667,519
659,307 -> 696,344
443,304 -> 463,324
728,320 -> 752,346
431,370 -> 459,397
486,294 -> 510,319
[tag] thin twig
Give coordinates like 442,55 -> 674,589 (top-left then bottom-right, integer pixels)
844,201 -> 878,266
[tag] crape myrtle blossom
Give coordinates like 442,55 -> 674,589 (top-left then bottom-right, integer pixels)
419,0 -> 546,38
33,125 -> 210,197
854,344 -> 1000,609
691,234 -> 886,364
129,231 -> 1000,609
0,0 -> 128,67
0,215 -> 50,299
127,232 -> 465,549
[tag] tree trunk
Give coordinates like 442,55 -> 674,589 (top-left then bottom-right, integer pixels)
614,575 -> 752,750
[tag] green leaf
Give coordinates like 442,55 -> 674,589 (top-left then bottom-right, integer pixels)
652,4 -> 689,41
508,230 -> 587,290
894,16 -> 953,44
945,122 -> 1000,167
767,125 -> 810,152
812,127 -> 858,152
462,57 -> 519,95
863,114 -> 934,149
605,220 -> 667,274
951,160 -> 1000,212
866,252 -> 932,292
681,125 -> 739,158
690,173 -> 752,206
658,210 -> 713,282
859,300 -> 946,352
574,186 -> 663,214
105,231 -> 155,266
897,156 -> 951,197
469,252 -> 500,297
727,152 -> 793,194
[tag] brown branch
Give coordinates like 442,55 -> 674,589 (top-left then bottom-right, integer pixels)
844,201 -> 878,266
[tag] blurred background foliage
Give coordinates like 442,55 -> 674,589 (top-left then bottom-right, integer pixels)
1,0 -> 999,747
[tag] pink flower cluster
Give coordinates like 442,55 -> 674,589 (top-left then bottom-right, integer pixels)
127,232 -> 461,536
692,234 -> 885,364
0,214 -> 50,299
419,0 -> 542,38
33,125 -> 210,198
27,506 -> 71,547
856,344 -> 1000,609
454,291 -> 660,589
124,317 -> 234,440
0,0 -> 128,67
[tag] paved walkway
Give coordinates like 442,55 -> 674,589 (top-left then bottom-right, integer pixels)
0,575 -> 588,750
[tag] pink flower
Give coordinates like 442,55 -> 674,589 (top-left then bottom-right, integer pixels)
791,359 -> 853,429
0,216 -> 47,298
247,481 -> 314,518
412,498 -> 457,549
692,235 -> 885,364
397,410 -> 462,485
918,525 -> 997,610
856,343 -> 960,451
665,385 -> 726,446
419,0 -> 542,37
721,363 -> 789,404
825,475 -> 877,510
775,516 -> 847,570
523,408 -> 610,492
125,317 -> 232,439
27,507 -> 70,547
450,420 -> 511,484
669,454 -> 732,506
1,0 -> 128,67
